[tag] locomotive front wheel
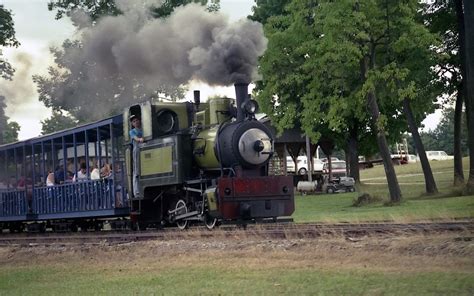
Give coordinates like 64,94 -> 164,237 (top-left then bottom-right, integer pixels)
175,199 -> 188,230
204,215 -> 218,230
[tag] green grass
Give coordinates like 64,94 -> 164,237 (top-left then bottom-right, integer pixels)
293,157 -> 474,223
293,193 -> 474,223
1,265 -> 473,295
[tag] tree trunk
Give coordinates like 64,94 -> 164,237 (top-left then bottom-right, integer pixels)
463,0 -> 474,193
361,51 -> 402,202
348,122 -> 360,184
368,90 -> 402,202
454,0 -> 466,186
403,98 -> 438,194
453,90 -> 465,185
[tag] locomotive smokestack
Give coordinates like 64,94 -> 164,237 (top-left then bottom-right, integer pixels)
234,83 -> 249,121
193,90 -> 200,110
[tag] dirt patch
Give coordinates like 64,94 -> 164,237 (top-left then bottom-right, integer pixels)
1,233 -> 473,274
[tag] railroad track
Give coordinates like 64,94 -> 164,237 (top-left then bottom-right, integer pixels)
0,221 -> 472,246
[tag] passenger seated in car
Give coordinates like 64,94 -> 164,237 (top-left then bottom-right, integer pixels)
91,164 -> 101,180
73,163 -> 88,182
46,171 -> 55,187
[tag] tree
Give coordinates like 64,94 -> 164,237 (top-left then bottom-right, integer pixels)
0,6 -> 20,145
41,110 -> 79,135
0,5 -> 20,80
424,0 -> 466,186
463,0 -> 474,193
249,0 -> 291,24
432,108 -> 468,155
0,95 -> 20,144
257,0 -> 444,202
48,0 -> 220,21
3,121 -> 20,144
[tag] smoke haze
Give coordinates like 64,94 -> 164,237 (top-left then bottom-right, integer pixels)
79,2 -> 267,86
34,1 -> 267,122
0,52 -> 36,113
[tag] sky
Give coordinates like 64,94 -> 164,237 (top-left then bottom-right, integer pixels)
0,0 -> 442,140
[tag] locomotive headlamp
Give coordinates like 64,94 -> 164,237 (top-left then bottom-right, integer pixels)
242,99 -> 259,115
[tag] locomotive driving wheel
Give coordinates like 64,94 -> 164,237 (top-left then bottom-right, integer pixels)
175,199 -> 188,230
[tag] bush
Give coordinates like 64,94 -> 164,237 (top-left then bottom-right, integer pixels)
352,193 -> 383,207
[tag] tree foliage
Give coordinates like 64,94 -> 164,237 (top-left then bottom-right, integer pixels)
249,0 -> 291,24
3,121 -> 20,144
48,0 -> 220,21
41,110 -> 79,135
423,0 -> 461,98
255,0 -> 440,200
48,0 -> 120,21
0,95 -> 20,144
409,108 -> 468,156
0,5 -> 20,81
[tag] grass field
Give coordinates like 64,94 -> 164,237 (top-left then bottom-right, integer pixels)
1,265 -> 472,295
0,235 -> 473,295
293,157 -> 474,223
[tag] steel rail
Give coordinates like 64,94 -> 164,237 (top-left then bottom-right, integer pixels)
0,221 -> 472,246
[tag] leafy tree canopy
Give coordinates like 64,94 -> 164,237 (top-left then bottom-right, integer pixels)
255,0 -> 438,151
0,5 -> 20,81
41,110 -> 79,135
409,108 -> 468,156
423,0 -> 461,98
48,0 -> 220,21
3,121 -> 20,144
0,95 -> 20,144
249,0 -> 291,24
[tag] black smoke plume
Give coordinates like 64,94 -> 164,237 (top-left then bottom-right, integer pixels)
38,1 -> 267,121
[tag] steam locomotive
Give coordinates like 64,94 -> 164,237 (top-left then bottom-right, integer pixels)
0,83 -> 294,232
126,83 -> 294,229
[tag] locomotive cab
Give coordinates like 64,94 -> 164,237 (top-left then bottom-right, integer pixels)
123,100 -> 194,226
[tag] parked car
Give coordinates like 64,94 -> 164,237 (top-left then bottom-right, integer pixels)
424,151 -> 454,161
287,156 -> 324,175
320,157 -> 340,163
322,160 -> 347,177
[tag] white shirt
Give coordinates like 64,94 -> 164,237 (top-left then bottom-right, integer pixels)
46,173 -> 55,187
91,168 -> 101,180
73,170 -> 88,182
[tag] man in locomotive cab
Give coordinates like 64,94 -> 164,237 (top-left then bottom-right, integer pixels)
129,114 -> 144,198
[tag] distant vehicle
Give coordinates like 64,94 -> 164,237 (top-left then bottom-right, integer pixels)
406,154 -> 417,163
424,151 -> 454,161
323,160 -> 347,178
320,157 -> 340,163
287,156 -> 324,175
324,176 -> 356,194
